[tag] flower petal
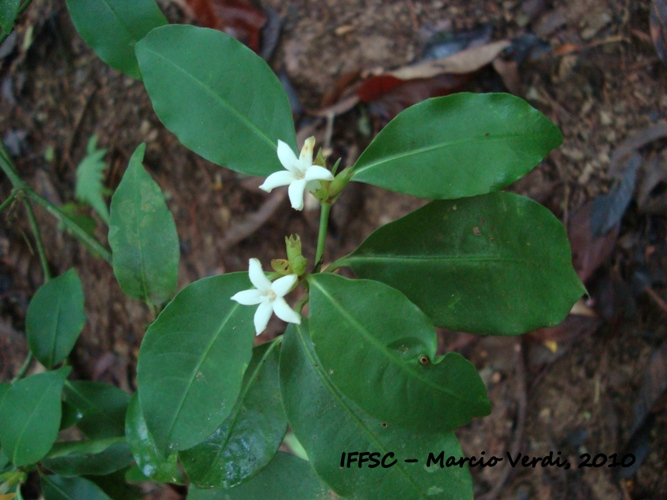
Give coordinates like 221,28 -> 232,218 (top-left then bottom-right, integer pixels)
230,289 -> 263,306
272,297 -> 301,324
248,258 -> 272,292
288,179 -> 308,211
304,165 -> 334,182
253,300 -> 274,335
277,140 -> 299,174
271,274 -> 298,297
299,136 -> 315,165
259,170 -> 296,192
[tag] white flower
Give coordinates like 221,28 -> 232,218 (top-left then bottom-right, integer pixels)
231,258 -> 301,335
259,137 -> 334,210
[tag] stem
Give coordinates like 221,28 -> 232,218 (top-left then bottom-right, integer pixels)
23,199 -> 51,282
26,190 -> 112,263
19,0 -> 34,16
0,191 -> 16,213
0,146 -> 112,263
12,352 -> 33,383
314,202 -> 331,273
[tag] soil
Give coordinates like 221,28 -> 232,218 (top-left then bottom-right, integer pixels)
1,0 -> 666,498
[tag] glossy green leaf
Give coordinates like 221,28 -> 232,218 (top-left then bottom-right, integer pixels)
109,143 -> 179,305
86,469 -> 144,500
64,0 -> 167,79
308,274 -> 490,432
125,394 -> 184,484
188,452 -> 330,500
0,366 -> 70,466
180,341 -> 286,489
59,401 -> 80,430
41,438 -> 133,477
0,382 -> 9,401
41,475 -> 111,500
135,24 -> 296,177
352,93 -> 562,199
0,0 -> 20,34
137,273 -> 255,455
64,381 -> 130,439
26,269 -> 85,369
281,322 -> 473,499
341,191 -> 586,335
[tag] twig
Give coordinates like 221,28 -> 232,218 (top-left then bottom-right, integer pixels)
23,198 -> 51,282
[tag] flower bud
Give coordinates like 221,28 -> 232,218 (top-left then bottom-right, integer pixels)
285,234 -> 302,262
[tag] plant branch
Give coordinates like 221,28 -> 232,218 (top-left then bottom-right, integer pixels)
0,145 -> 112,263
11,352 -> 33,383
26,190 -> 112,263
0,191 -> 17,213
314,202 -> 331,273
23,198 -> 51,282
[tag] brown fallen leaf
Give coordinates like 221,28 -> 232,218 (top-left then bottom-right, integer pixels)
568,201 -> 620,283
650,0 -> 667,63
185,0 -> 266,52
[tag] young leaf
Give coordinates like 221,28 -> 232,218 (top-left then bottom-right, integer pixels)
26,269 -> 86,370
125,394 -> 184,484
340,191 -> 586,335
307,274 -> 490,432
41,438 -> 134,477
137,273 -> 256,455
40,475 -> 111,500
108,143 -> 179,305
187,452 -> 330,500
64,0 -> 167,79
280,321 -> 474,499
0,0 -> 21,35
0,366 -> 71,467
64,381 -> 130,439
75,135 -> 110,224
352,93 -> 562,199
135,24 -> 296,177
180,341 -> 286,489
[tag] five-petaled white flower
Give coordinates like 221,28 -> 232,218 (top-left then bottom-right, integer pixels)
231,258 -> 300,335
259,137 -> 334,211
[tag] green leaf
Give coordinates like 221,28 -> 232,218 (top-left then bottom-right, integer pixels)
64,0 -> 167,79
108,143 -> 179,305
180,341 -> 286,489
0,366 -> 71,466
125,394 -> 184,484
135,24 -> 296,177
41,475 -> 111,500
41,438 -> 133,477
188,452 -> 330,500
352,93 -> 562,199
60,401 -> 81,430
0,0 -> 21,34
281,322 -> 473,499
64,381 -> 130,439
75,135 -> 110,224
137,273 -> 256,455
341,191 -> 586,335
86,469 -> 143,500
307,274 -> 490,432
26,269 -> 86,369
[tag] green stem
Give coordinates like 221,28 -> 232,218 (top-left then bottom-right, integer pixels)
18,0 -> 34,16
12,352 -> 33,383
26,190 -> 112,263
314,203 -> 331,273
0,191 -> 17,213
0,145 -> 112,263
23,199 -> 51,282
